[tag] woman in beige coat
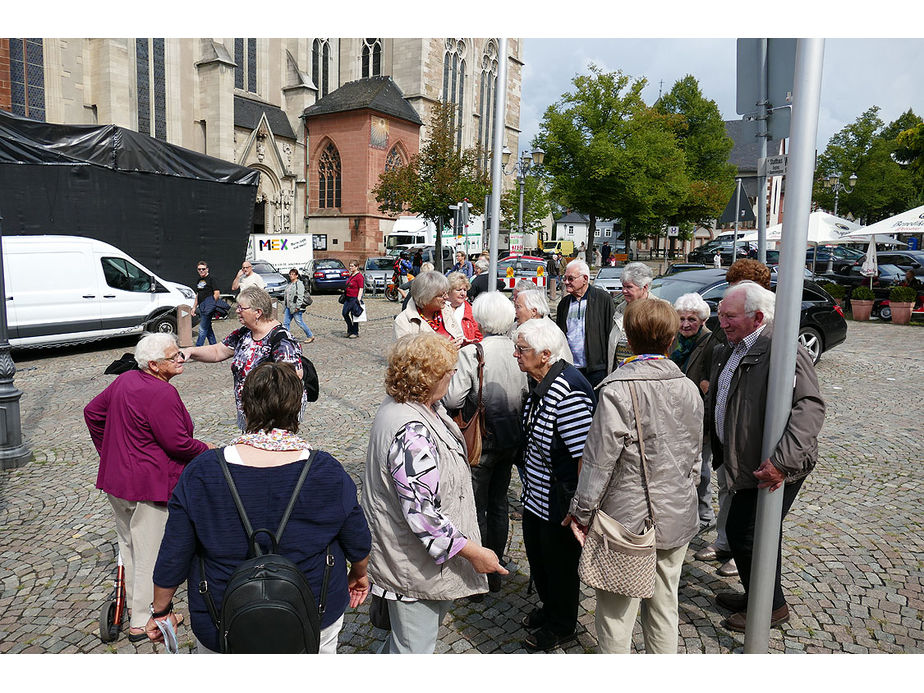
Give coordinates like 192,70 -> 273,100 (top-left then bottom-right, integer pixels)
566,298 -> 703,653
393,271 -> 463,344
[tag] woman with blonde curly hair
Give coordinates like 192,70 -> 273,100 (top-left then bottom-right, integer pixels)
362,333 -> 507,653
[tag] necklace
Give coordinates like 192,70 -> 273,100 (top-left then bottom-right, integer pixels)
230,428 -> 312,451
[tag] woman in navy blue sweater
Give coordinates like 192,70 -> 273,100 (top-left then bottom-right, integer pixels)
146,362 -> 371,653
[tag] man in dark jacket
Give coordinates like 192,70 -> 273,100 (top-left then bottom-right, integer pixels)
554,259 -> 615,388
705,280 -> 825,633
468,258 -> 505,300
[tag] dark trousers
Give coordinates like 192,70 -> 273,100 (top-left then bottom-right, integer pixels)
342,297 -> 360,335
470,447 -> 517,559
726,477 -> 804,611
522,509 -> 581,636
578,366 -> 607,390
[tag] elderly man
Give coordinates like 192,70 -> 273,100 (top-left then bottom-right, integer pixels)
705,280 -> 825,633
554,259 -> 614,389
468,258 -> 505,300
231,261 -> 265,292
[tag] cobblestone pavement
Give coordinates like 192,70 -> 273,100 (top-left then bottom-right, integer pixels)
1,293 -> 922,655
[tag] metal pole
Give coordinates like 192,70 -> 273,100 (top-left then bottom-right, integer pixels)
733,178 -> 742,260
833,184 -> 840,216
744,37 -> 824,653
518,166 -> 525,248
757,39 -> 769,264
487,38 -> 508,290
0,209 -> 33,470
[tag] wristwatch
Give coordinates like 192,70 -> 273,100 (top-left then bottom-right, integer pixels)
150,601 -> 174,618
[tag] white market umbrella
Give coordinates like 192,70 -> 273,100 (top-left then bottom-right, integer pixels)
860,236 -> 878,288
738,211 -> 860,245
842,204 -> 924,239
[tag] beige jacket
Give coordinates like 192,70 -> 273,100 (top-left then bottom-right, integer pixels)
569,359 -> 702,549
393,298 -> 463,340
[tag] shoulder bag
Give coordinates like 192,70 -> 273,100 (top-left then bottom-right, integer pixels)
451,342 -> 485,466
577,381 -> 657,599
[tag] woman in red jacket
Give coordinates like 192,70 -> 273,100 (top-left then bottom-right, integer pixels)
343,260 -> 365,339
447,271 -> 483,344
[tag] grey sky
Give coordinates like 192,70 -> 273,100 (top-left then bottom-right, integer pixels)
517,38 -> 924,158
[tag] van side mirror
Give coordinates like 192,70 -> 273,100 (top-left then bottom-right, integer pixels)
149,275 -> 157,292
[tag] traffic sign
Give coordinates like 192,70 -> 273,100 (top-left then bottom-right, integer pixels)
761,155 -> 787,176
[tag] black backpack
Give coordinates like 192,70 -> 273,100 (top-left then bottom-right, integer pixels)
200,450 -> 333,653
266,326 -> 320,402
299,276 -> 313,309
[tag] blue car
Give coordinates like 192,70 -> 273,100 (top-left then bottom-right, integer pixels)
303,258 -> 350,293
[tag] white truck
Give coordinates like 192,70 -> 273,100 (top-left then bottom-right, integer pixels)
384,214 -> 487,258
246,234 -> 314,269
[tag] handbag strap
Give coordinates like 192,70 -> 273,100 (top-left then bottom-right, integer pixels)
474,342 -> 485,413
628,381 -> 657,528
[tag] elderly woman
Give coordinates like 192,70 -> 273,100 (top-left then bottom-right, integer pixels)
443,292 -> 527,593
672,293 -> 720,534
283,268 -> 314,344
146,362 -> 371,653
447,271 -> 483,343
393,270 -> 463,343
567,299 -> 702,653
85,333 -> 211,643
513,318 -> 596,651
606,262 -> 654,372
513,288 -> 574,363
363,333 -> 507,653
185,286 -> 303,430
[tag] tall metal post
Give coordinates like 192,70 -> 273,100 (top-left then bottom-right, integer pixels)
0,210 -> 32,470
733,178 -> 742,258
757,39 -> 769,263
487,39 -> 508,290
518,166 -> 525,240
744,38 -> 824,653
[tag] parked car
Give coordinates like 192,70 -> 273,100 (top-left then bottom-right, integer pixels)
303,258 -> 350,293
496,255 -> 547,291
363,256 -> 395,294
641,268 -> 847,364
873,250 -> 924,277
2,235 -> 195,348
687,238 -> 755,265
805,245 -> 865,274
593,266 -> 625,296
660,263 -> 707,276
838,263 -> 906,290
248,260 -> 288,298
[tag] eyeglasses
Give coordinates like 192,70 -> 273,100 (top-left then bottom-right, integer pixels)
161,351 -> 186,364
563,275 -> 582,283
242,265 -> 252,270
236,305 -> 254,312
513,345 -> 534,354
197,267 -> 208,272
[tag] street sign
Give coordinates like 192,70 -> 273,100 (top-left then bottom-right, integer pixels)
761,155 -> 787,176
736,39 -> 797,115
667,225 -> 679,237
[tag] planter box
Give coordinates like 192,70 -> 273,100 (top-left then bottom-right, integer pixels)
890,301 -> 914,325
851,299 -> 874,321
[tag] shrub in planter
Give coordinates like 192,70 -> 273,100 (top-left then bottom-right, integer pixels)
852,286 -> 875,300
822,282 -> 846,299
889,285 -> 918,303
850,285 -> 875,321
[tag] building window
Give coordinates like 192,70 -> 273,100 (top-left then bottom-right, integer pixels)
605,228 -> 612,237
442,39 -> 466,150
136,39 -> 166,140
478,40 -> 498,170
385,146 -> 405,172
568,226 -> 574,236
318,142 -> 342,209
312,39 -> 331,98
234,38 -> 258,94
9,38 -> 45,121
362,39 -> 382,78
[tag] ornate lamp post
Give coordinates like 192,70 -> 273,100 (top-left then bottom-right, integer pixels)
502,146 -> 545,250
823,171 -> 857,216
0,209 -> 32,469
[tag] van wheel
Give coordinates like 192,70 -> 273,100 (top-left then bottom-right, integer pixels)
151,315 -> 177,334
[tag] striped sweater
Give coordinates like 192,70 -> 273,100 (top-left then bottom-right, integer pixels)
521,360 -> 596,521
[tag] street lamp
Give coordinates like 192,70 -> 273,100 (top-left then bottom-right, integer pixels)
502,146 -> 545,250
822,171 -> 857,216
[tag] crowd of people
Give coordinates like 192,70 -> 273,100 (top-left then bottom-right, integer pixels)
84,253 -> 824,655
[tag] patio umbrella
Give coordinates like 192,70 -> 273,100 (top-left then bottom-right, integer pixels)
739,211 -> 859,246
842,204 -> 924,239
860,236 -> 878,289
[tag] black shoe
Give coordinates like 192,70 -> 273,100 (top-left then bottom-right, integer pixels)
715,591 -> 748,612
520,608 -> 547,631
522,627 -> 576,652
487,573 -> 502,593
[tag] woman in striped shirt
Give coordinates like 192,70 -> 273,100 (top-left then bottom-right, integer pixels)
513,318 -> 596,651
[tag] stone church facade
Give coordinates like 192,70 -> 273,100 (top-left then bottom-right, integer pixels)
0,38 -> 523,261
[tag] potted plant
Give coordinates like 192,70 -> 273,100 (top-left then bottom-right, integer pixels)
850,285 -> 875,321
820,281 -> 846,307
888,285 -> 917,325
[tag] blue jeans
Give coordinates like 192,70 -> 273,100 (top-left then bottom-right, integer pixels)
282,306 -> 313,339
342,297 -> 360,336
196,310 -> 216,346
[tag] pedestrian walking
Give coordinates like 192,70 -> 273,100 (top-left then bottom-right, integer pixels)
283,268 -> 315,344
343,260 -> 365,339
193,261 -> 221,346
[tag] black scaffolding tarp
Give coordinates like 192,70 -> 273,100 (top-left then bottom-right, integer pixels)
0,109 -> 258,292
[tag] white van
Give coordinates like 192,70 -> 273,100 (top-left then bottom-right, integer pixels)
2,235 -> 196,348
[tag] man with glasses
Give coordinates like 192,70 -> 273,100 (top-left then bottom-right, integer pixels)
554,259 -> 614,389
232,261 -> 266,293
193,262 -> 221,346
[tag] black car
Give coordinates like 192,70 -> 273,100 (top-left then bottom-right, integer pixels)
660,263 -> 707,276
687,238 -> 755,265
805,245 -> 865,274
643,268 -> 847,364
874,250 -> 924,277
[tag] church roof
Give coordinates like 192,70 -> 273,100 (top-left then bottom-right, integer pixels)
234,95 -> 297,139
302,76 -> 423,125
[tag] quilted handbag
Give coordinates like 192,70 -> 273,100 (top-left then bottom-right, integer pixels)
577,381 -> 657,598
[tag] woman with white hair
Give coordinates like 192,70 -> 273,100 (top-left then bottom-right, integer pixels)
447,271 -> 483,343
513,318 -> 596,651
513,289 -> 574,364
394,271 -> 463,343
444,292 -> 528,594
672,292 -> 721,533
85,333 -> 212,643
607,262 -> 654,372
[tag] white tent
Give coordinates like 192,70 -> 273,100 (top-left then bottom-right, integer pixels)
739,211 -> 860,245
840,204 -> 924,239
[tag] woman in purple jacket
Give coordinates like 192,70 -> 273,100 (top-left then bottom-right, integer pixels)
85,333 -> 212,643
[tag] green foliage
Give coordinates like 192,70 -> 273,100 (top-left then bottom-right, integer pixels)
889,285 -> 918,303
819,281 -> 846,298
501,175 -> 552,236
896,119 -> 924,183
372,101 -> 490,227
851,285 -> 876,300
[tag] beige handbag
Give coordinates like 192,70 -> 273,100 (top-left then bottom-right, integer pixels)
577,381 -> 657,599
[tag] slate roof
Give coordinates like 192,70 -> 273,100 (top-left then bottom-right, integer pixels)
234,95 -> 297,139
302,77 -> 423,125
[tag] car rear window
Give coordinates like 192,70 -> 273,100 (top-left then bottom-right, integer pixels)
316,259 -> 345,269
366,258 -> 394,270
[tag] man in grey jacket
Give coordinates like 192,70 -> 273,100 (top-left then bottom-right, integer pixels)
705,281 -> 825,633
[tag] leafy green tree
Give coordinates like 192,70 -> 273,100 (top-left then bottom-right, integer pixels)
895,118 -> 924,188
655,75 -> 737,244
534,64 -> 688,250
373,101 -> 489,268
500,175 -> 552,239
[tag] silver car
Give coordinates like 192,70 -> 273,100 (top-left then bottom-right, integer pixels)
593,266 -> 624,297
250,260 -> 288,298
363,256 -> 394,295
